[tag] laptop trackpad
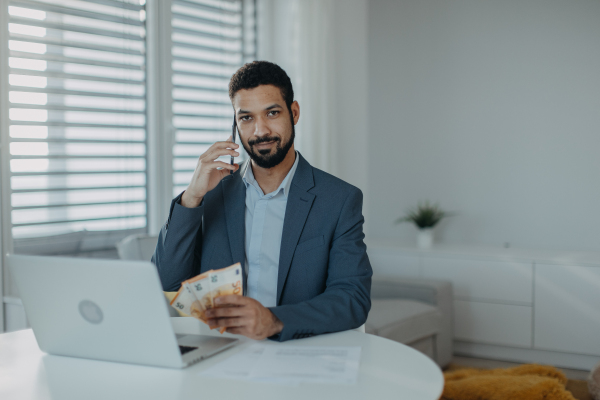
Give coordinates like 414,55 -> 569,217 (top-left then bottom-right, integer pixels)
177,334 -> 237,348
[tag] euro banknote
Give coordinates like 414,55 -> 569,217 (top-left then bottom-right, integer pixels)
169,263 -> 243,333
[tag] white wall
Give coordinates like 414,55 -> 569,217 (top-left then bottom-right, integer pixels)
367,0 -> 600,251
257,0 -> 370,210
331,0 -> 369,196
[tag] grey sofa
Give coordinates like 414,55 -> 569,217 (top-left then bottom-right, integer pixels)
367,277 -> 454,367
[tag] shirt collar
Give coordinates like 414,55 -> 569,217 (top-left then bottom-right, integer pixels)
242,151 -> 299,198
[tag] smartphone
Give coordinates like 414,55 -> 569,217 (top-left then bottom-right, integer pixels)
230,117 -> 237,175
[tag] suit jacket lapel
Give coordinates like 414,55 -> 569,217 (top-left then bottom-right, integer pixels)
222,160 -> 248,268
277,154 -> 315,304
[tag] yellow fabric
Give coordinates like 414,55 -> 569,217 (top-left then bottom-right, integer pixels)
442,364 -> 577,400
164,291 -> 189,317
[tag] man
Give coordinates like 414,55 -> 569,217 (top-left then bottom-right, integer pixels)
153,61 -> 371,342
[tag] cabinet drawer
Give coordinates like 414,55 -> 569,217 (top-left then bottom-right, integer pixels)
454,300 -> 532,347
368,249 -> 420,278
534,264 -> 600,356
422,257 -> 533,304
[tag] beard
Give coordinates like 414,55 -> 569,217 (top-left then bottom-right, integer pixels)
241,117 -> 295,169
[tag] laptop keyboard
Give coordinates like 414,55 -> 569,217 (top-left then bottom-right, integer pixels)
179,345 -> 198,355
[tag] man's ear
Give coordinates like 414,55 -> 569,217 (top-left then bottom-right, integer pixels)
291,101 -> 300,125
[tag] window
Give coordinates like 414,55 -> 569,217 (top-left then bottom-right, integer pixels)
171,0 -> 255,195
0,0 -> 256,257
4,0 -> 148,253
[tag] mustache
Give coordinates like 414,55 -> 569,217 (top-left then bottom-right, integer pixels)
248,136 -> 281,146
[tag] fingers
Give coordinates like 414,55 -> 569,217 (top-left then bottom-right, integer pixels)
204,297 -> 278,340
208,316 -> 247,329
205,298 -> 253,329
195,160 -> 238,180
225,327 -> 244,335
206,305 -> 245,319
199,138 -> 239,162
183,136 -> 241,203
214,295 -> 250,306
210,160 -> 238,171
208,140 -> 239,152
200,147 -> 239,162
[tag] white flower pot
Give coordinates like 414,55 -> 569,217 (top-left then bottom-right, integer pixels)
417,228 -> 434,249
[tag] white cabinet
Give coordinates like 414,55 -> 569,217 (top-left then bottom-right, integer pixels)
422,257 -> 533,304
454,300 -> 532,347
534,264 -> 600,356
367,244 -> 600,368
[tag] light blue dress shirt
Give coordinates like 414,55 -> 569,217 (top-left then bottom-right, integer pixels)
242,152 -> 299,308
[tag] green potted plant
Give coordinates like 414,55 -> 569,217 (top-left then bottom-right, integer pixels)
396,201 -> 453,249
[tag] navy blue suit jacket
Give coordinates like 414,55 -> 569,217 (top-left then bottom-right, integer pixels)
152,153 -> 372,341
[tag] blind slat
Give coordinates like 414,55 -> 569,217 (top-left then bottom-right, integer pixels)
171,55 -> 240,67
172,85 -> 227,94
9,16 -> 144,41
174,0 -> 240,15
9,104 -> 145,114
11,185 -> 146,193
10,154 -> 146,159
9,33 -> 144,56
11,122 -> 146,129
9,68 -> 145,85
170,126 -> 229,132
9,138 -> 144,144
12,170 -> 146,177
167,40 -> 240,55
12,214 -> 147,227
172,26 -> 240,41
9,50 -> 144,70
9,86 -> 145,99
9,1 -> 144,26
13,200 -> 147,210
171,112 -> 230,119
171,97 -> 230,105
171,9 -> 241,28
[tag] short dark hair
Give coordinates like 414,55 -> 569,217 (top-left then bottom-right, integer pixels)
228,61 -> 294,111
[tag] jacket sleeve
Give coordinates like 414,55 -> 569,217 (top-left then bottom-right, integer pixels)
151,192 -> 204,291
269,188 -> 372,341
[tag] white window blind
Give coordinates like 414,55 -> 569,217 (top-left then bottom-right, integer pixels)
171,0 -> 255,196
6,0 -> 148,240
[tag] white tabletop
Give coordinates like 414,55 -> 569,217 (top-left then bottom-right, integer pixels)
0,318 -> 444,400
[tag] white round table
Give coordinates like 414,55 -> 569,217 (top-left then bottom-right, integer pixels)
0,319 -> 444,400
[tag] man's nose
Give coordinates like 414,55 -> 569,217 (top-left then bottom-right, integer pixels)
253,115 -> 271,137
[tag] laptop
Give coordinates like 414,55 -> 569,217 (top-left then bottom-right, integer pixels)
8,254 -> 238,369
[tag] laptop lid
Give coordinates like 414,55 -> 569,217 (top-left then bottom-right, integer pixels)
8,254 -> 185,368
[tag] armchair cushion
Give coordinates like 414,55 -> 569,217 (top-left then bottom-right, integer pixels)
366,299 -> 442,344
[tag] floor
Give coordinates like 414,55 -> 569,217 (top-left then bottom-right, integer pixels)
450,356 -> 591,381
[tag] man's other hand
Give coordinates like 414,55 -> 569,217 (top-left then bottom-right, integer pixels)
205,296 -> 283,340
181,137 -> 240,208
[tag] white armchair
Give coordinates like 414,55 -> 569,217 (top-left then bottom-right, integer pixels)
367,277 -> 454,367
116,234 -> 158,261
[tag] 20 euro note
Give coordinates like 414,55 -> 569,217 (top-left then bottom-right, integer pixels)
169,263 -> 243,333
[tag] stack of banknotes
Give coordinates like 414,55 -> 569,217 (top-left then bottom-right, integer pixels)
170,263 -> 243,332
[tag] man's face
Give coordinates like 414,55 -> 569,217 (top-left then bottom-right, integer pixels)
233,84 -> 299,169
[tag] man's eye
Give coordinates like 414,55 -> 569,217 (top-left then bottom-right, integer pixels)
268,111 -> 279,116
